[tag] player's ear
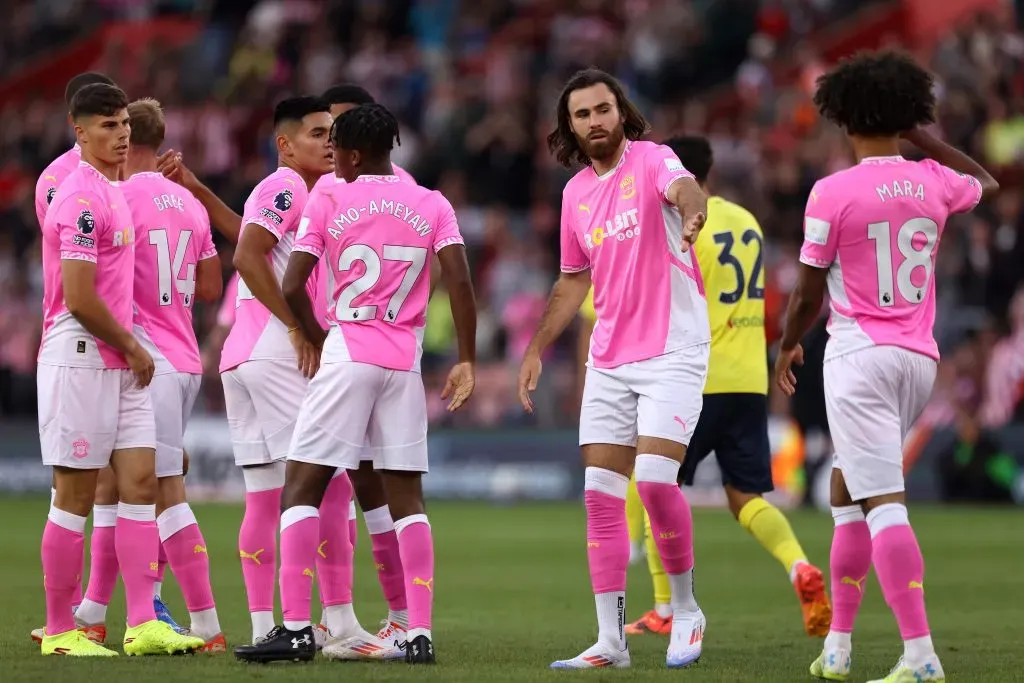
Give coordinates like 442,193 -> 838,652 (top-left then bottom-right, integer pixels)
275,132 -> 291,157
73,119 -> 87,146
350,149 -> 362,169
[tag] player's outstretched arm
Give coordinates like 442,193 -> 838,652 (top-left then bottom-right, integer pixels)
667,176 -> 708,248
63,260 -> 154,387
157,150 -> 244,243
775,264 -> 828,396
903,128 -> 1000,200
282,250 -> 326,349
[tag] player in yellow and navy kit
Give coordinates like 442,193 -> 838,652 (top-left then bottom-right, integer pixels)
625,136 -> 832,639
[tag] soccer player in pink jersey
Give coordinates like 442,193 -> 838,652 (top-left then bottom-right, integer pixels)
775,52 -> 999,683
121,98 -> 227,651
518,69 -> 711,670
234,104 -> 477,665
30,71 -> 119,647
314,83 -> 422,650
38,83 -> 204,657
220,96 -> 335,646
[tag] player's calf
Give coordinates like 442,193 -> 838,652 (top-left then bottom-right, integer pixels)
633,453 -> 704,668
239,462 -> 285,644
315,470 -> 361,641
382,471 -> 435,665
157,476 -> 223,645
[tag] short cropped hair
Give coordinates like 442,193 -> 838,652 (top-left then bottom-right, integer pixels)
813,50 -> 936,137
70,83 -> 129,120
65,72 -> 116,108
128,98 -> 165,149
273,96 -> 331,129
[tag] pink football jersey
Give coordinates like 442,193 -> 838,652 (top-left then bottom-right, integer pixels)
293,174 -> 464,372
220,167 -> 318,372
123,172 -> 217,375
560,140 -> 710,368
35,144 -> 82,227
312,161 -> 416,194
39,161 -> 136,369
800,156 -> 982,361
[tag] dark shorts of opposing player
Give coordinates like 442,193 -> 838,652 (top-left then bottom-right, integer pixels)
678,392 -> 773,494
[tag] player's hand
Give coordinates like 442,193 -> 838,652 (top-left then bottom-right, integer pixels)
441,361 -> 475,412
157,149 -> 198,190
774,343 -> 804,397
680,211 -> 706,252
289,327 -> 320,379
518,352 -> 543,414
125,340 -> 155,388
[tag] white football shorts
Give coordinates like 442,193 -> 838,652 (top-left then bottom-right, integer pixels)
150,371 -> 202,477
579,343 -> 709,448
824,345 -> 937,501
289,361 -> 428,473
222,359 -> 308,466
38,365 -> 156,469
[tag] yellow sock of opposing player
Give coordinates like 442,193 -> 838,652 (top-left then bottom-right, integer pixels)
737,497 -> 807,577
643,509 -> 672,614
625,474 -> 645,549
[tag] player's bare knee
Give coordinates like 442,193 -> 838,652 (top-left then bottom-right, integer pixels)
635,436 -> 685,464
53,467 -> 99,516
281,460 -> 334,510
581,443 -> 636,477
381,471 -> 424,520
94,466 -> 119,505
112,448 -> 159,505
156,475 -> 187,515
351,462 -> 387,511
829,468 -> 856,508
860,492 -> 905,515
724,485 -> 757,519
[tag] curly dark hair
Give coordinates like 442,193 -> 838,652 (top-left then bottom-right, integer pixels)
813,50 -> 936,137
331,103 -> 401,160
547,68 -> 650,168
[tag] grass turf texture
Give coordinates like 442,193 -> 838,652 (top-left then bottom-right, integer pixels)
2,498 -> 1021,681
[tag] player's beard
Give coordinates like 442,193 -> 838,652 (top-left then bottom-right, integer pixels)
582,125 -> 625,167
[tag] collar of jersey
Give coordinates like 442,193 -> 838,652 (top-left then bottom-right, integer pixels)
353,174 -> 400,184
859,155 -> 906,165
593,140 -> 633,181
78,159 -> 119,185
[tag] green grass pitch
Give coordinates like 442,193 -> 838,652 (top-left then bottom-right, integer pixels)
1,497 -> 1021,681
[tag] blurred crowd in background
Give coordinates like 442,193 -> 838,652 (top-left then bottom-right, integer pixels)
2,0 -> 1024,446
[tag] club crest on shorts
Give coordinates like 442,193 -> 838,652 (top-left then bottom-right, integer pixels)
77,209 -> 95,234
274,189 -> 293,212
71,438 -> 90,459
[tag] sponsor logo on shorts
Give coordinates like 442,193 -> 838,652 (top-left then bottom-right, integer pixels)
260,207 -> 284,225
71,438 -> 90,460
